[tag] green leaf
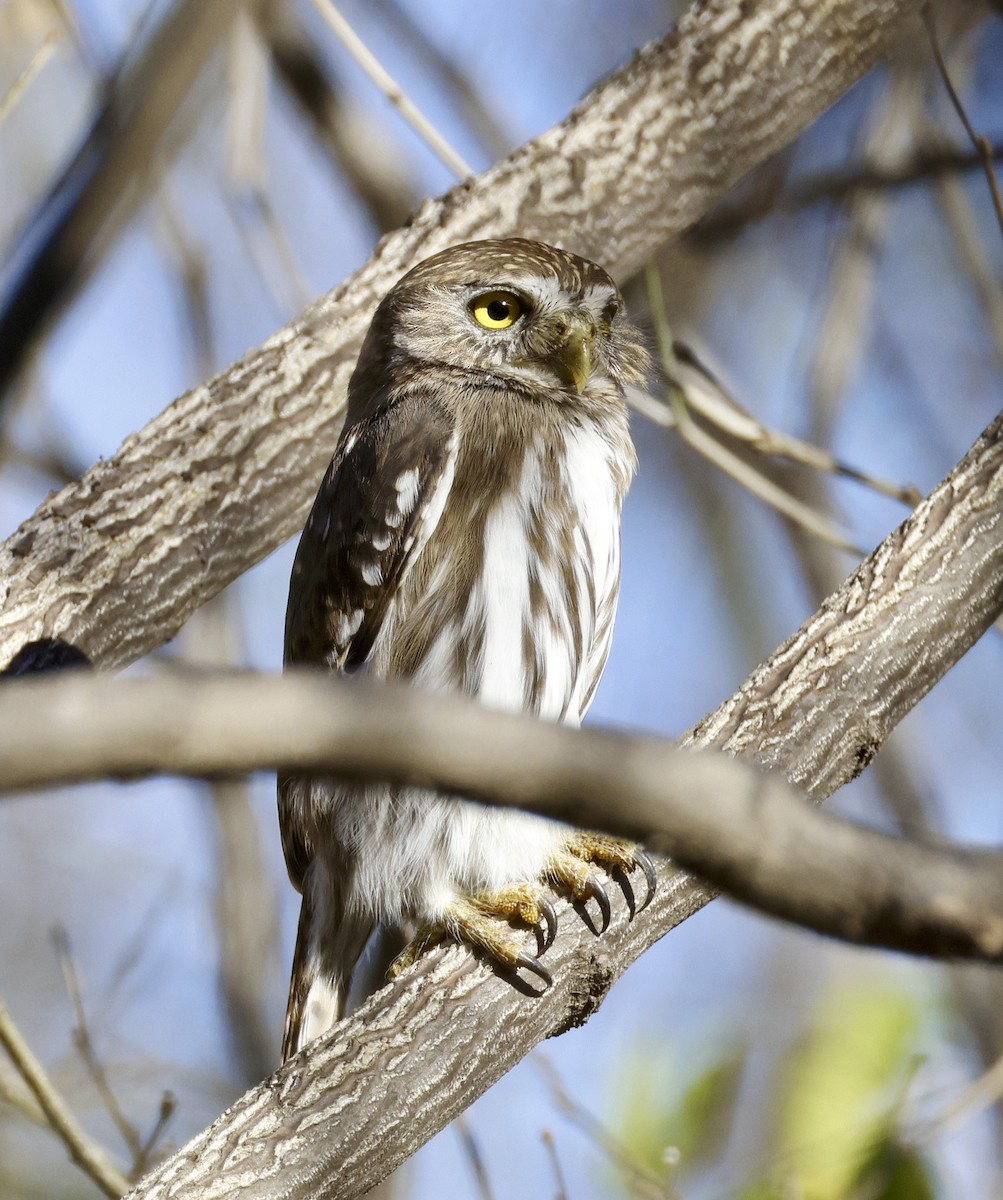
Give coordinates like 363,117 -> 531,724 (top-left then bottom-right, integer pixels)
609,1042 -> 744,1179
774,982 -> 920,1200
857,1137 -> 939,1200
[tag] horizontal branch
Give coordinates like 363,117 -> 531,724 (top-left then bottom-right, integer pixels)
0,0 -> 921,673
694,140 -> 1003,241
2,669 -> 1003,962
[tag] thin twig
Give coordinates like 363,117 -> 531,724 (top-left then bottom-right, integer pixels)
183,593 -> 278,1087
136,1092 -> 178,1176
0,1059 -> 46,1124
541,1130 -> 570,1200
535,1055 -> 667,1200
641,269 -> 865,555
455,1115 -> 497,1200
0,31 -> 61,126
0,997 -> 130,1198
223,189 -> 315,315
693,142 -> 1003,242
52,927 -> 145,1167
913,1051 -> 1003,1144
309,0 -> 473,179
924,8 -> 1003,240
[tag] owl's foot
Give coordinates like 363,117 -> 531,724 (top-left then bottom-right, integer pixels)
388,842 -> 655,989
546,832 -> 657,931
390,885 -> 558,986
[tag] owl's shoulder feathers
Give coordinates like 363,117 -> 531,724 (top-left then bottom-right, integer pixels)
284,390 -> 457,673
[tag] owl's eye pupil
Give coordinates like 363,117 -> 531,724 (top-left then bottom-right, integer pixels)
487,299 -> 511,322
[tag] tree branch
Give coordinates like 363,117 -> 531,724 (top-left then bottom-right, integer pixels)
0,998 -> 130,1199
3,668 -> 1003,961
0,0 -> 922,673
0,401 -> 997,1199
0,0 -> 248,396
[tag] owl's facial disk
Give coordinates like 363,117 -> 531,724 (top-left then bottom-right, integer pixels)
390,276 -> 621,397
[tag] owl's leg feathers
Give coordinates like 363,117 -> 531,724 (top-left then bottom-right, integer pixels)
390,886 -> 558,986
547,832 -> 657,925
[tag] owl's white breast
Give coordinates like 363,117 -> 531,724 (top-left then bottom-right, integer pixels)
341,409 -> 628,919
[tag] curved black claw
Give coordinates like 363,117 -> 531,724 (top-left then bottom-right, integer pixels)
537,897 -> 558,951
515,950 -> 553,988
633,849 -> 657,913
584,877 -> 611,933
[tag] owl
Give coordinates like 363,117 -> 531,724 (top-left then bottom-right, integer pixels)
279,238 -> 655,1060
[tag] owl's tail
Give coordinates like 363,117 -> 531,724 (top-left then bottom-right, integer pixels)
281,880 -> 374,1062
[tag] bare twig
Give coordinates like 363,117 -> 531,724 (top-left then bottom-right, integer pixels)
535,1056 -> 667,1200
0,30 -> 61,126
371,0 -> 512,160
51,927 -> 146,1167
260,3 -> 416,233
48,925 -> 175,1176
308,0 -> 473,179
693,141 -> 1003,242
642,270 -> 864,554
805,58 -> 922,447
455,1115 -> 497,1200
0,997 -> 130,1198
924,8 -> 1003,239
541,1130 -> 570,1200
0,1059 -> 46,1124
917,1050 -> 1003,1142
183,593 -> 279,1086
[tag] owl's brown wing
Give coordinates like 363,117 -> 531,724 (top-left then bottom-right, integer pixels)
280,390 -> 457,889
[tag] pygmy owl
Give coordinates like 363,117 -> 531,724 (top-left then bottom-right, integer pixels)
279,238 -> 654,1060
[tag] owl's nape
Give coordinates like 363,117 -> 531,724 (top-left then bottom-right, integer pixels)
280,237 -> 654,1058
389,833 -> 657,989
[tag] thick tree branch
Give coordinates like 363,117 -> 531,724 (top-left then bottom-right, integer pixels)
0,401 -> 996,1199
3,670 -> 1003,962
0,0 -> 922,672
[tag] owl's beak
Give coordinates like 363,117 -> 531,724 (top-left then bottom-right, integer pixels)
552,315 -> 596,393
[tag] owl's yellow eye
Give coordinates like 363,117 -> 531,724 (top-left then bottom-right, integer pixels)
470,291 -> 523,330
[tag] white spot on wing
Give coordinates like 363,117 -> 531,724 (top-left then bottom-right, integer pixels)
361,561 -> 383,586
395,467 -> 421,511
402,433 -> 457,566
335,609 -> 364,644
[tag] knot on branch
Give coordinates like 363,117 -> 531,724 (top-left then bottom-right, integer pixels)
549,949 -> 615,1037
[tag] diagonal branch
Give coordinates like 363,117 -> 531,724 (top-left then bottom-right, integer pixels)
0,998 -> 130,1199
0,0 -> 923,672
0,400 -> 997,1200
0,0 -> 248,397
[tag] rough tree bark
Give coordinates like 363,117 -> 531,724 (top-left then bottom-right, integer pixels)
0,0 -> 922,672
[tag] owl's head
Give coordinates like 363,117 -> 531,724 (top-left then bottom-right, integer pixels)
354,239 -> 650,406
